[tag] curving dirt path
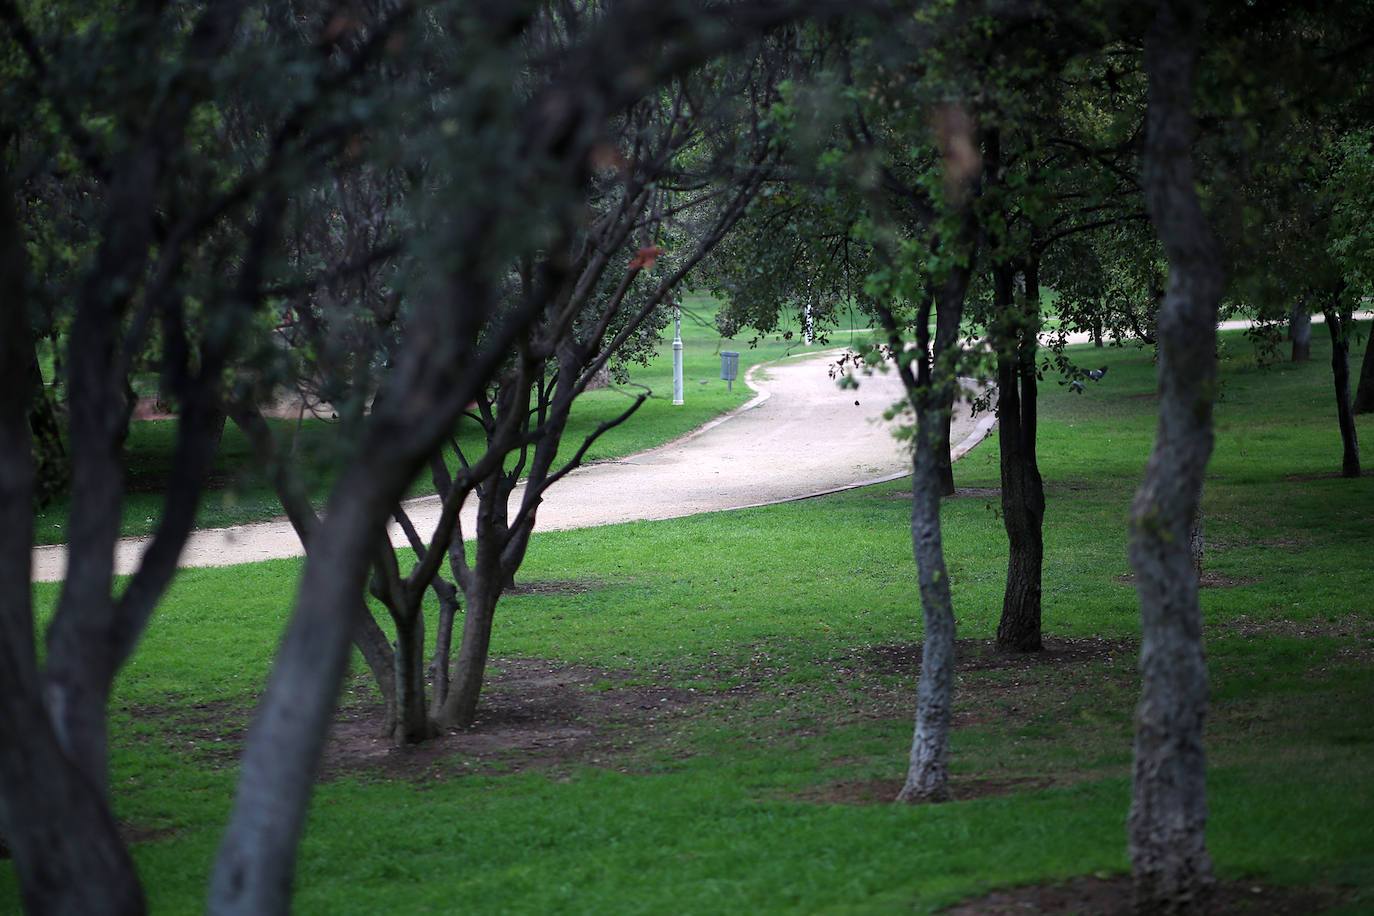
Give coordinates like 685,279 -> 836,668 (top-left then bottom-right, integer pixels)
30,349 -> 995,582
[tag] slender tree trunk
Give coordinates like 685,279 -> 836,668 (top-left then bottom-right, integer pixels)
1353,316 -> 1374,413
441,575 -> 501,729
895,123 -> 977,799
1324,305 -> 1361,477
1129,2 -> 1220,910
937,409 -> 956,496
994,262 -> 1045,652
1289,304 -> 1311,363
1,165 -> 148,916
896,386 -> 957,803
210,455 -> 415,915
391,607 -> 435,743
429,577 -> 459,718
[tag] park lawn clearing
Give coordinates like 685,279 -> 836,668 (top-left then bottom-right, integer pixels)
6,325 -> 1373,913
30,295 -> 850,546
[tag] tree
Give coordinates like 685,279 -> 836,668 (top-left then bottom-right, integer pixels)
0,2 -> 347,908
884,104 -> 983,803
1323,296 -> 1362,477
1,2 -> 857,912
207,4 -> 872,912
1127,0 -> 1223,909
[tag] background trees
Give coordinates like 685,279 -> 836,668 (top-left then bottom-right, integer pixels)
3,1 -> 870,912
4,0 -> 1372,912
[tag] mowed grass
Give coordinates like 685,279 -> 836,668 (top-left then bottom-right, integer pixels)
32,296 -> 852,546
7,324 -> 1373,913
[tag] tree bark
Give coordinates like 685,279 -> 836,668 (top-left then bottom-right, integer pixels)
429,577 -> 460,718
937,409 -> 956,496
441,577 -> 501,729
1323,304 -> 1361,477
228,409 -> 399,726
1288,304 -> 1311,363
392,606 -> 434,743
0,170 -> 147,915
209,461 -> 404,916
439,461 -> 528,729
894,146 -> 977,801
993,260 -> 1046,653
895,389 -> 957,803
1129,2 -> 1220,910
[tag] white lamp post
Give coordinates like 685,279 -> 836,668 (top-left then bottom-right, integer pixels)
671,303 -> 684,406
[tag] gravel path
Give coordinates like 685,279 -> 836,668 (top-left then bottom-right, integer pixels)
30,349 -> 995,582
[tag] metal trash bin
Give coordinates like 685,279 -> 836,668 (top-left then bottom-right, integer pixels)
720,351 -> 739,392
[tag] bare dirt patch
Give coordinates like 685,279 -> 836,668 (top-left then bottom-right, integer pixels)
937,874 -> 1353,915
505,579 -> 601,596
317,637 -> 1136,782
322,660 -> 711,781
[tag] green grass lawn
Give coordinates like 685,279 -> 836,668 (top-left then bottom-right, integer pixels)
32,296 -> 860,545
8,325 -> 1373,913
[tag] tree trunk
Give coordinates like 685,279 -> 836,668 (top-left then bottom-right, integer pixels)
1129,2 -> 1220,910
1325,305 -> 1361,477
440,575 -> 501,729
895,387 -> 957,803
1289,304 -> 1311,363
1353,314 -> 1374,413
391,607 -> 435,744
937,409 -> 956,496
895,134 -> 977,801
210,455 -> 416,915
993,261 -> 1045,653
429,577 -> 460,719
0,174 -> 147,914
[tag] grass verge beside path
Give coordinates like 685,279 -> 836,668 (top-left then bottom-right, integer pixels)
7,325 -> 1372,913
32,297 -> 855,546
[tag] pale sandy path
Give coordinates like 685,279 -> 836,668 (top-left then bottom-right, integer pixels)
30,349 -> 995,582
